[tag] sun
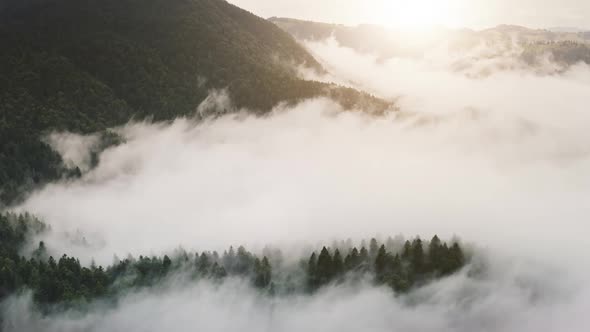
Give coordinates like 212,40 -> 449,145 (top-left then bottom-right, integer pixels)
372,0 -> 463,29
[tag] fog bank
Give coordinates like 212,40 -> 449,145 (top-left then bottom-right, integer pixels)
16,96 -> 590,267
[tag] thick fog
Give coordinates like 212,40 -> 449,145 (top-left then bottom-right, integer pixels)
5,35 -> 590,331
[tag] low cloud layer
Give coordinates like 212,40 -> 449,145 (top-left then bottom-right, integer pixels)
16,98 -> 590,265
6,34 -> 590,332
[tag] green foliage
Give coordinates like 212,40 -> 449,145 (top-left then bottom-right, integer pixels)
254,257 -> 272,288
0,212 -> 466,313
306,235 -> 467,293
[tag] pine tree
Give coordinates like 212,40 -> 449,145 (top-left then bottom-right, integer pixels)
369,238 -> 379,260
253,257 -> 272,288
316,247 -> 333,285
401,240 -> 412,260
359,247 -> 369,265
392,254 -> 402,274
374,245 -> 388,283
332,249 -> 344,278
162,255 -> 172,271
223,246 -> 236,273
197,253 -> 210,275
235,246 -> 252,275
211,262 -> 227,279
411,238 -> 425,274
306,252 -> 318,290
344,247 -> 360,271
428,235 -> 442,273
448,242 -> 465,273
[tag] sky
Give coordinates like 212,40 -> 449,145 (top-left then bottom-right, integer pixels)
229,0 -> 590,30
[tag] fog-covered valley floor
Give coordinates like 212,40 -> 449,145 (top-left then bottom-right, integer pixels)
3,33 -> 590,332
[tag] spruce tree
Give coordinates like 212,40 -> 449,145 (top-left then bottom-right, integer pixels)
428,235 -> 442,273
449,242 -> 465,273
316,247 -> 333,285
332,249 -> 344,278
411,238 -> 425,274
374,245 -> 388,283
306,252 -> 318,290
211,262 -> 227,279
253,257 -> 272,288
197,253 -> 210,275
223,246 -> 236,273
401,240 -> 412,260
162,255 -> 172,271
369,238 -> 379,260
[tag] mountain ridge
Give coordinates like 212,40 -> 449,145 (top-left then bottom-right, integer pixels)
270,17 -> 590,73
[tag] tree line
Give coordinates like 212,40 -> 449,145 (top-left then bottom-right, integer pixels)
306,236 -> 465,292
0,212 -> 467,314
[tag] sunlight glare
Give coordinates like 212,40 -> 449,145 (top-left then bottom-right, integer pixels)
373,0 -> 465,29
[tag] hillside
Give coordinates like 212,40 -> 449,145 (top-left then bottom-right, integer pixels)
0,0 -> 390,206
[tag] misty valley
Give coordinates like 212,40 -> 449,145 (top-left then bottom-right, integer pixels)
1,0 -> 590,331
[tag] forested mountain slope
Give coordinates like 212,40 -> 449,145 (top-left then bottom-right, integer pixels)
0,0 -> 389,205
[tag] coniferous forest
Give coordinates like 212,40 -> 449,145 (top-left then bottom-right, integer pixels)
0,212 -> 466,314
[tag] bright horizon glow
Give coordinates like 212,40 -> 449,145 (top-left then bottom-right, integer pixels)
229,0 -> 590,31
371,0 -> 466,29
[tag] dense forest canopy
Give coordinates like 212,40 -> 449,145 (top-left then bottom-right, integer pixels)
0,0 -> 390,206
0,212 -> 467,316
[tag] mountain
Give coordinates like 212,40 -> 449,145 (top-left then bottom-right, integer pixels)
269,17 -> 413,59
479,24 -> 590,43
548,27 -> 588,33
271,17 -> 590,75
0,0 -> 390,206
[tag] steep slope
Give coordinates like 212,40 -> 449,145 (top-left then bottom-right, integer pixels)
0,0 -> 389,205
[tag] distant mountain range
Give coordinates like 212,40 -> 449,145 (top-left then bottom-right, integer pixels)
270,18 -> 590,46
548,27 -> 588,33
270,17 -> 590,73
